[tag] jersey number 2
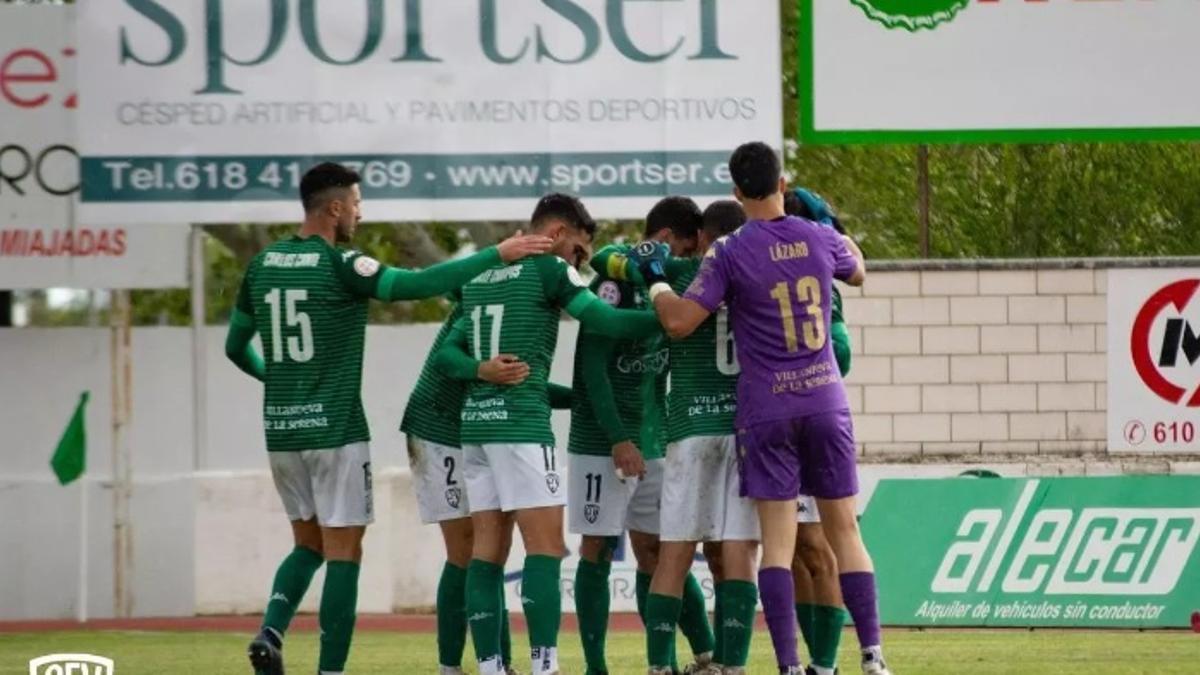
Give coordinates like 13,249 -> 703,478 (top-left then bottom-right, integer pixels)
471,304 -> 505,360
264,288 -> 314,363
769,277 -> 825,353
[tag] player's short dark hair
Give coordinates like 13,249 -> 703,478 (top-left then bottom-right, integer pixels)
784,189 -> 848,234
729,142 -> 781,200
530,192 -> 596,238
783,189 -> 812,219
644,196 -> 702,241
702,200 -> 745,239
300,162 -> 361,212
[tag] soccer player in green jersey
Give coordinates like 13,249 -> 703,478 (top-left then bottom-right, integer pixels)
646,200 -> 762,675
784,187 -> 861,675
567,197 -> 715,675
433,193 -> 663,675
402,285 -> 576,675
401,285 -> 528,675
224,162 -> 552,675
596,201 -> 761,674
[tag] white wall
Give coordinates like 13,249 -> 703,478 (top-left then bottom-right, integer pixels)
0,322 -> 579,620
842,268 -> 1109,456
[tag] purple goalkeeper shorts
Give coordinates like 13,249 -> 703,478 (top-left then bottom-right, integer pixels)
736,408 -> 858,501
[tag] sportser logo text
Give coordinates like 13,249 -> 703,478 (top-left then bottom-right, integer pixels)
932,480 -> 1200,596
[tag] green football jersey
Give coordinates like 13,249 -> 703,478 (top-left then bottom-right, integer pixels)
399,297 -> 465,448
457,255 -> 590,446
568,277 -> 668,459
235,235 -> 388,452
666,256 -> 738,442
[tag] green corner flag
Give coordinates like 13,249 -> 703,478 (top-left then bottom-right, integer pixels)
51,391 -> 89,486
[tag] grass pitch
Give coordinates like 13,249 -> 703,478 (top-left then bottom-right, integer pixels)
1,628 -> 1196,674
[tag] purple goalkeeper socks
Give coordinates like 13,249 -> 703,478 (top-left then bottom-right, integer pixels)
840,571 -> 882,648
758,566 -> 800,668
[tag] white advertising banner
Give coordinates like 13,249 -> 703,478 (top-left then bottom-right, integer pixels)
802,1 -> 1200,144
1107,269 -> 1200,454
0,5 -> 188,289
78,0 -> 783,224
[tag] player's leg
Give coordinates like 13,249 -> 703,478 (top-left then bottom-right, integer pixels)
497,521 -> 517,674
647,446 -> 717,672
701,541 -> 725,667
791,531 -> 816,659
805,410 -> 890,675
739,421 -> 804,673
409,435 -> 476,675
308,442 -> 374,675
436,517 -> 474,675
495,444 -> 568,675
795,515 -> 847,675
249,452 -> 324,675
462,444 -> 511,675
717,435 -> 761,674
568,452 -> 633,675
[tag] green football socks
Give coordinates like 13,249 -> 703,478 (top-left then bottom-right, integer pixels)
317,560 -> 360,673
812,605 -> 850,669
678,572 -> 716,657
262,545 -> 323,638
721,580 -> 758,668
796,602 -> 818,662
436,562 -> 468,668
712,581 -> 727,664
574,558 -> 612,674
523,555 -> 563,674
466,559 -> 505,669
645,593 -> 683,668
500,587 -> 513,667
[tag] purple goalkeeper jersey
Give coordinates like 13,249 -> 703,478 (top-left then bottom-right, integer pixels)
684,215 -> 859,428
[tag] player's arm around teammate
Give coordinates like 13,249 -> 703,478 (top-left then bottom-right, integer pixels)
634,143 -> 876,674
225,162 -> 552,675
447,194 -> 664,675
643,201 -> 763,674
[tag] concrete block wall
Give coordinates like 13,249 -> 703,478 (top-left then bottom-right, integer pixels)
842,267 -> 1109,459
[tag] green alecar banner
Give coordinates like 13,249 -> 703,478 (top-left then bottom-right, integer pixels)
861,476 -> 1200,628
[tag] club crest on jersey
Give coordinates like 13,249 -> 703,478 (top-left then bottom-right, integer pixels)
597,280 -> 621,306
584,503 -> 600,524
545,472 -> 561,494
354,256 -> 380,277
445,486 -> 462,509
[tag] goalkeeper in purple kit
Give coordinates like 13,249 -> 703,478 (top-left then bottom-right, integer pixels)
633,142 -> 891,675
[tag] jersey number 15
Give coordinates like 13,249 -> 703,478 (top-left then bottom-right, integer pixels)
264,288 -> 314,363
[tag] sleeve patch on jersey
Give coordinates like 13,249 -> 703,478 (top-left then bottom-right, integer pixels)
354,256 -> 381,277
597,280 -> 621,306
566,264 -> 586,288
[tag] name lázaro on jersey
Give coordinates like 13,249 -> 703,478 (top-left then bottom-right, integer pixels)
265,403 -> 329,430
471,266 -> 523,284
264,252 -> 320,268
462,396 -> 509,422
